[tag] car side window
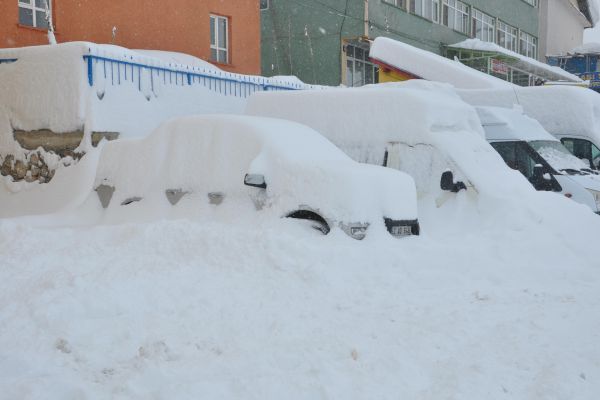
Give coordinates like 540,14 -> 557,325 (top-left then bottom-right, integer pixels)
561,137 -> 595,168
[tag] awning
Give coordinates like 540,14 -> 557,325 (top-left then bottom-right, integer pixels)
446,39 -> 583,84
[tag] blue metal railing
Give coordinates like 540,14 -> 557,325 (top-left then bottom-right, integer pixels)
0,58 -> 17,64
83,54 -> 307,98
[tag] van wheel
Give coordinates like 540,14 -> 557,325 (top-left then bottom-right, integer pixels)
286,210 -> 330,235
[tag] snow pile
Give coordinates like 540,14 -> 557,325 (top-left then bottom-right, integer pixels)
572,41 -> 600,54
369,37 -> 513,89
0,42 -> 318,147
457,86 -> 600,146
0,160 -> 599,399
0,42 -> 89,154
450,39 -> 583,82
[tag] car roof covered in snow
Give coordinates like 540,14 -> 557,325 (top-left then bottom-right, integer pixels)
457,86 -> 600,145
476,106 -> 558,142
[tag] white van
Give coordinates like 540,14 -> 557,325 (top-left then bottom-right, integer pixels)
477,106 -> 600,213
246,82 -> 538,208
458,86 -> 600,171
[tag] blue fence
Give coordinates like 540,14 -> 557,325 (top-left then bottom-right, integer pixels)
82,54 -> 307,99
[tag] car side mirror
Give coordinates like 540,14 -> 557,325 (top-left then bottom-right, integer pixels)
440,170 -> 466,193
244,173 -> 267,189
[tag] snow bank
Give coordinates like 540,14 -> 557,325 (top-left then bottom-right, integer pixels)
0,167 -> 599,399
0,42 -> 90,153
369,37 -> 513,89
457,86 -> 600,146
450,39 -> 583,82
0,41 -> 319,147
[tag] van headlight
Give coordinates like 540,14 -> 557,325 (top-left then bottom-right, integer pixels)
340,222 -> 369,240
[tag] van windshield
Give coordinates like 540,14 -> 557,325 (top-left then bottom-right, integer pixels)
529,140 -> 590,174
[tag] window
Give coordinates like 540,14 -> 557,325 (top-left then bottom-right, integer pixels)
409,0 -> 440,22
471,9 -> 495,43
497,21 -> 518,52
561,138 -> 600,169
442,0 -> 469,35
519,31 -> 537,59
384,0 -> 407,9
490,141 -> 559,191
210,15 -> 229,64
522,0 -> 538,6
260,0 -> 269,10
345,43 -> 379,87
18,0 -> 50,29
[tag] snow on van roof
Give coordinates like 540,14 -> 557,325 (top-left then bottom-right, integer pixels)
369,37 -> 513,90
476,106 -> 557,142
248,80 -> 484,151
246,81 -> 536,198
457,86 -> 600,145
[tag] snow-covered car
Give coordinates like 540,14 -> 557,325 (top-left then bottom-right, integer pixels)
93,115 -> 420,239
477,106 -> 600,213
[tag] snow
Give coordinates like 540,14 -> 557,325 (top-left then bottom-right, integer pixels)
1,150 -> 599,399
457,85 -> 600,147
2,42 -> 600,400
572,41 -> 600,54
369,36 -> 514,89
449,39 -> 583,82
0,42 -> 317,151
90,115 -> 417,228
246,81 -> 536,200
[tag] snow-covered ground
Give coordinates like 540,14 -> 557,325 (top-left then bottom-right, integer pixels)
1,187 -> 599,399
1,43 -> 600,400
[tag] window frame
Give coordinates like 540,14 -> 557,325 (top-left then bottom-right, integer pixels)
344,42 -> 379,87
210,14 -> 230,65
383,0 -> 407,9
497,20 -> 518,52
442,0 -> 470,35
519,31 -> 537,59
410,0 -> 440,22
260,0 -> 269,11
18,0 -> 51,29
471,8 -> 495,43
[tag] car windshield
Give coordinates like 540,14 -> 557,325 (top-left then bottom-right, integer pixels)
529,140 -> 590,174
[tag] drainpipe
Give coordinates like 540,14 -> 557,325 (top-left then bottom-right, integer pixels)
364,0 -> 369,38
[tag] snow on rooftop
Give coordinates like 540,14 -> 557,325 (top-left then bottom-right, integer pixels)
449,39 -> 583,82
571,41 -> 600,54
369,37 -> 513,90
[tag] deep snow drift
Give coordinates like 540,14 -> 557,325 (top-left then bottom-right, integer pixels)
1,183 -> 599,399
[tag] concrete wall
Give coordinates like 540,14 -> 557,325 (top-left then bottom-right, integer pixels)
0,0 -> 261,75
540,0 -> 589,57
261,0 -> 364,86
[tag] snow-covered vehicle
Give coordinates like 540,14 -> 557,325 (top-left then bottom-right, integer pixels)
458,86 -> 600,171
477,106 -> 600,213
245,82 -> 537,206
93,115 -> 419,238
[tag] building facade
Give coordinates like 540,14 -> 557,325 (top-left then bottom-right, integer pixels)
261,0 -> 540,86
1,0 -> 261,75
538,0 -> 591,59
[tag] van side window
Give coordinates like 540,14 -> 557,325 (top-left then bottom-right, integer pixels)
490,141 -> 536,179
560,138 -> 600,169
